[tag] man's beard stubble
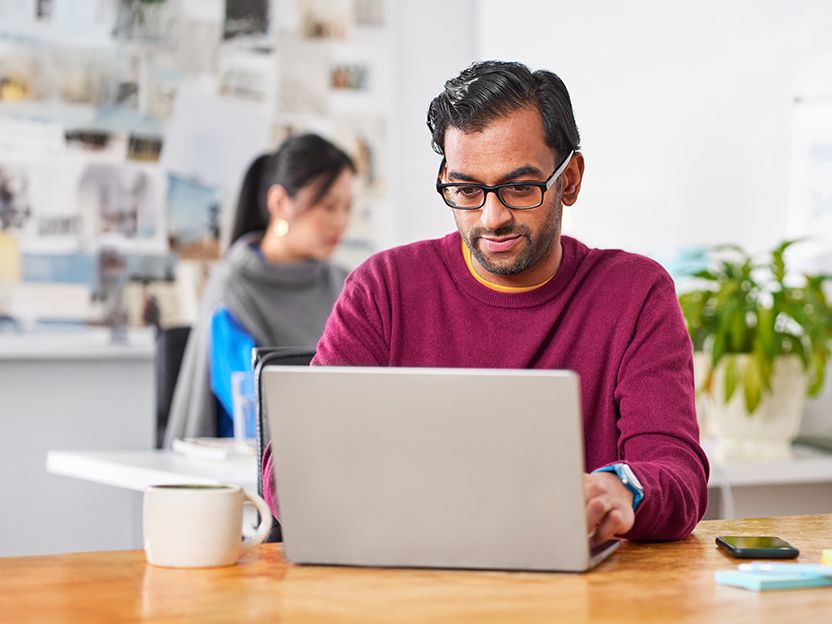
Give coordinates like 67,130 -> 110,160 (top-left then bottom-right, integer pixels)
457,201 -> 562,276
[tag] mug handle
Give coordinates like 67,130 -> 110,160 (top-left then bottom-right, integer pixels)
240,490 -> 274,554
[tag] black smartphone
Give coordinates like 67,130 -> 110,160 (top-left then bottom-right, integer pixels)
715,535 -> 799,559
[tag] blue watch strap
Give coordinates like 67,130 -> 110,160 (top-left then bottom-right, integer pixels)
594,463 -> 644,510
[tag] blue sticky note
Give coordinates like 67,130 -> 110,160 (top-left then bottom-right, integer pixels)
715,569 -> 832,592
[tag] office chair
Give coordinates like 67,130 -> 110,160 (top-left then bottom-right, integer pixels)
253,346 -> 316,542
154,326 -> 191,449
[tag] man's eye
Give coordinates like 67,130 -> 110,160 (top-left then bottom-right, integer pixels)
504,184 -> 536,196
457,186 -> 480,196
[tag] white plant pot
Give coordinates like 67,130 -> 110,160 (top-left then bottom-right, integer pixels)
705,355 -> 808,462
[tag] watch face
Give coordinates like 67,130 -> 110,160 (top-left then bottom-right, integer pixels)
620,464 -> 643,491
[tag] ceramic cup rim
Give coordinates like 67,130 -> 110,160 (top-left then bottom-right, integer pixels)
146,483 -> 240,493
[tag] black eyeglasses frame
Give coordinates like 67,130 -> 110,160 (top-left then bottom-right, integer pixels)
435,150 -> 575,211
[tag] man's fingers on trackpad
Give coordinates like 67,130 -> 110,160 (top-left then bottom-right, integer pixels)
594,509 -> 625,543
586,497 -> 611,529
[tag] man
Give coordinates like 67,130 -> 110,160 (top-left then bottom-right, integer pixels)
267,61 -> 709,543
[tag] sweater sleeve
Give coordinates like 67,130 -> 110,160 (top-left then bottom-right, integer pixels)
613,278 -> 710,541
262,441 -> 280,521
312,268 -> 389,366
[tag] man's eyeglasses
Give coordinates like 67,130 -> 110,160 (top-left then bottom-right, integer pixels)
435,150 -> 575,211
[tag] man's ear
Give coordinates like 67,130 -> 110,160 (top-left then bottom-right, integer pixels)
266,184 -> 292,219
560,152 -> 584,207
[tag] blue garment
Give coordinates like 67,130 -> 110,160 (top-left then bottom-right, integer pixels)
210,306 -> 256,437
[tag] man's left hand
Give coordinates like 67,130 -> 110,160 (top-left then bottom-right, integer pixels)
583,472 -> 635,545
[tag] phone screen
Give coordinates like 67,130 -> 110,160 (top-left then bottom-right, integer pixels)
720,536 -> 792,549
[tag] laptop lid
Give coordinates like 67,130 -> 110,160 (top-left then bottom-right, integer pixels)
263,366 -> 618,572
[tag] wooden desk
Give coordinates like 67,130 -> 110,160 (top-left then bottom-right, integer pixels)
2,515 -> 830,623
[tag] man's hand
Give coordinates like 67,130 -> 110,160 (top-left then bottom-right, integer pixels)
584,472 -> 635,545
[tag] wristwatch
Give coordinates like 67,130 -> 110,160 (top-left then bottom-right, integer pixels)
595,463 -> 644,510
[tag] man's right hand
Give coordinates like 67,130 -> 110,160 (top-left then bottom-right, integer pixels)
583,472 -> 635,546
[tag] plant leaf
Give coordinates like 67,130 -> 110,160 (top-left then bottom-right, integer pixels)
712,243 -> 749,257
755,347 -> 773,392
756,307 -> 775,358
692,270 -> 718,281
742,354 -> 763,414
724,355 -> 739,403
808,348 -> 828,397
780,333 -> 808,366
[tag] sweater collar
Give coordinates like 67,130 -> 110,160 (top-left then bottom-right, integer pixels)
227,231 -> 327,287
442,231 -> 586,308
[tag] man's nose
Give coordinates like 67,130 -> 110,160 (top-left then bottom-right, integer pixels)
480,191 -> 513,231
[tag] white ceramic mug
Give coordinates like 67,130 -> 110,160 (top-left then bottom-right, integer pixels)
143,484 -> 272,568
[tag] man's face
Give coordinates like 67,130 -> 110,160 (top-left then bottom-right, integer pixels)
442,107 -> 582,286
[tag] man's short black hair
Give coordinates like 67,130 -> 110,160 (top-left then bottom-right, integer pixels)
427,60 -> 580,159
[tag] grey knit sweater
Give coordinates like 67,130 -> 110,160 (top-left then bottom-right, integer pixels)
163,232 -> 348,446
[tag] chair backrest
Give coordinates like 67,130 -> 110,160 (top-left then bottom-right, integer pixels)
253,346 -> 316,542
154,326 -> 191,449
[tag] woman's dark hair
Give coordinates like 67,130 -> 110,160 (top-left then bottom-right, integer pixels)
426,60 -> 580,160
230,133 -> 355,244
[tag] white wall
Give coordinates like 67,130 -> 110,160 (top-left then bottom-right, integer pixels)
477,0 -> 832,258
386,0 -> 479,248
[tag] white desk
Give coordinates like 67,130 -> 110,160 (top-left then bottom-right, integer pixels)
46,449 -> 258,494
46,443 -> 832,529
705,443 -> 832,519
45,449 -> 260,556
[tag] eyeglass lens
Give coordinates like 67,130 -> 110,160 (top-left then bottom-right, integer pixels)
441,184 -> 543,209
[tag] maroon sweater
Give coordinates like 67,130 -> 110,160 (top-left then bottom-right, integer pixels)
263,232 -> 709,541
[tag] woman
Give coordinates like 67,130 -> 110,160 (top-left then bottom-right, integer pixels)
164,134 -> 355,445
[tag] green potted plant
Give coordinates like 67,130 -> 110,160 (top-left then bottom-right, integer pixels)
678,240 -> 832,460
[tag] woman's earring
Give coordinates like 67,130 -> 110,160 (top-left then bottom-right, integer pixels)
273,218 -> 289,238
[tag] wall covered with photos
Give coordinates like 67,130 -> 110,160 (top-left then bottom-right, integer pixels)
0,0 -> 390,329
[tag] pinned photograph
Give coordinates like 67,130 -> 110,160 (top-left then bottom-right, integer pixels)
354,0 -> 384,27
76,161 -> 168,253
125,252 -> 177,281
166,173 -> 222,260
51,48 -> 115,106
328,115 -> 385,193
0,45 -> 39,103
14,158 -> 85,254
300,0 -> 351,39
127,134 -> 163,162
65,130 -> 128,160
146,55 -> 184,118
218,48 -> 277,105
124,277 -> 179,328
326,41 -> 385,114
277,34 -> 328,115
113,0 -> 176,43
0,232 -> 21,284
21,252 -> 97,285
110,50 -> 142,109
162,85 -> 271,191
329,63 -> 370,91
35,0 -> 54,21
224,0 -> 269,40
167,17 -> 222,75
0,163 -> 34,234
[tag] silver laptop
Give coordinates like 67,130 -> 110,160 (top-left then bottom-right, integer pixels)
262,366 -> 619,572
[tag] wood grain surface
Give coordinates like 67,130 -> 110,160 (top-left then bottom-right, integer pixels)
1,515 -> 831,623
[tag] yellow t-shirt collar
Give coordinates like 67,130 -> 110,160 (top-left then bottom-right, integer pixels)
461,239 -> 554,294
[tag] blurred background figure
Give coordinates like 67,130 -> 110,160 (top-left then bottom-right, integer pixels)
164,133 -> 355,445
